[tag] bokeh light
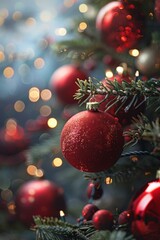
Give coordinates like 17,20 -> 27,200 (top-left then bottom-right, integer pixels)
29,87 -> 40,102
40,105 -> 52,116
47,117 -> 58,128
41,89 -> 52,101
52,157 -> 63,167
3,66 -> 14,78
14,100 -> 25,112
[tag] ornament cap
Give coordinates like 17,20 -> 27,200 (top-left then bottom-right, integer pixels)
86,102 -> 99,111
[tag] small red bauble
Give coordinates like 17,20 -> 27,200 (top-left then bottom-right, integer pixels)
129,179 -> 160,240
0,123 -> 30,156
87,182 -> 103,200
96,1 -> 143,52
82,204 -> 99,221
60,105 -> 124,172
15,179 -> 66,227
118,210 -> 132,225
92,209 -> 114,230
50,64 -> 88,105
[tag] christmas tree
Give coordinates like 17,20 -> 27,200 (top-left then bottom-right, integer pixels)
0,0 -> 160,240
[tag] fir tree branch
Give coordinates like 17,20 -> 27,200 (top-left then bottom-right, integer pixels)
89,230 -> 135,240
33,217 -> 95,240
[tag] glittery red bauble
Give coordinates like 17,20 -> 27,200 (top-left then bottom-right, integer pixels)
96,1 -> 143,52
92,209 -> 114,230
129,179 -> 160,240
155,0 -> 160,22
87,182 -> 103,200
0,125 -> 30,156
90,74 -> 144,126
60,107 -> 124,172
50,64 -> 88,105
118,210 -> 132,225
15,179 -> 66,227
82,204 -> 99,221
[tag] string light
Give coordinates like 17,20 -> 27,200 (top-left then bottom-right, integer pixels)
105,70 -> 113,78
79,4 -> 88,13
52,158 -> 63,167
47,117 -> 58,128
129,49 -> 139,57
55,28 -> 67,36
116,66 -> 124,74
78,22 -> 87,32
105,177 -> 113,184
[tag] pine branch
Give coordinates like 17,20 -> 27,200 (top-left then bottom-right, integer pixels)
89,230 -> 135,240
33,217 -> 95,240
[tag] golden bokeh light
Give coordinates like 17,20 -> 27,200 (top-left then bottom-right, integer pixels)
79,4 -> 88,13
27,165 -> 37,176
25,17 -> 37,26
129,49 -> 139,57
105,70 -> 113,78
116,66 -> 124,74
47,117 -> 58,128
40,105 -> 52,116
34,57 -> 45,69
12,11 -> 22,21
105,177 -> 113,185
52,158 -> 63,167
0,51 -> 5,62
41,89 -> 52,101
8,202 -> 16,214
55,28 -> 67,36
35,169 -> 44,178
3,66 -> 14,78
14,100 -> 25,112
6,119 -> 17,136
29,87 -> 40,102
78,22 -> 87,31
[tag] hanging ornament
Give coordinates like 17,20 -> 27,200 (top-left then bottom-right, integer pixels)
61,102 -> 124,172
96,1 -> 144,52
92,209 -> 114,230
87,182 -> 103,200
90,74 -> 144,126
129,178 -> 160,239
15,179 -> 66,227
155,0 -> 160,22
82,203 -> 99,221
50,64 -> 88,105
0,121 -> 30,156
135,44 -> 160,77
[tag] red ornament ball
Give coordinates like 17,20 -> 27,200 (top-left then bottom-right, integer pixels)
15,179 -> 66,227
0,123 -> 30,156
50,64 -> 88,105
129,179 -> 160,240
60,105 -> 124,172
87,182 -> 103,200
118,210 -> 132,225
82,204 -> 99,221
96,1 -> 143,52
92,209 -> 114,230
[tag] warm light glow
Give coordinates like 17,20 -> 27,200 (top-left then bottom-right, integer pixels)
135,70 -> 139,77
25,17 -> 37,26
0,51 -> 5,61
105,70 -> 113,78
12,11 -> 22,21
78,22 -> 87,31
35,169 -> 44,178
8,202 -> 16,214
40,10 -> 52,22
29,87 -> 40,102
6,119 -> 17,135
116,66 -> 124,74
55,28 -> 67,36
27,165 -> 37,176
3,66 -> 14,78
79,4 -> 88,13
60,210 -> 65,217
34,58 -> 45,69
41,89 -> 52,101
14,100 -> 25,112
40,105 -> 52,116
52,158 -> 63,167
105,177 -> 113,184
47,118 -> 58,128
129,49 -> 139,57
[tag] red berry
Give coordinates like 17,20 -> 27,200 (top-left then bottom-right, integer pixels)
61,107 -> 124,172
118,210 -> 132,225
82,204 -> 99,220
92,209 -> 114,230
